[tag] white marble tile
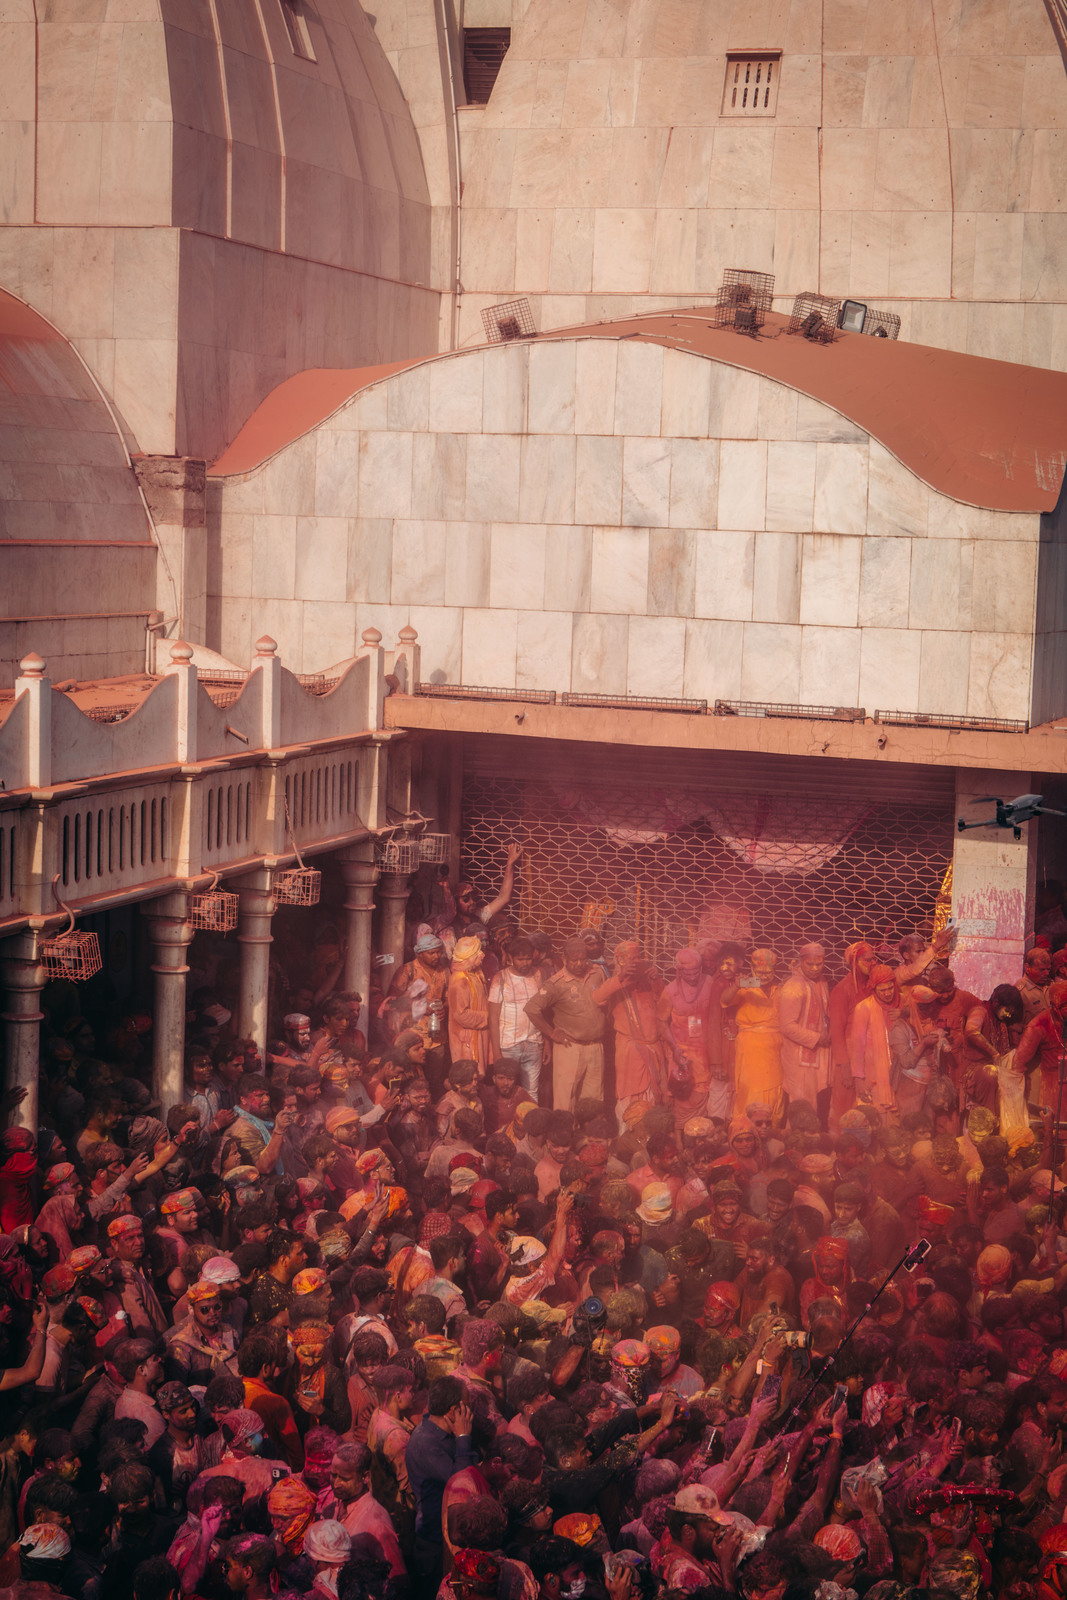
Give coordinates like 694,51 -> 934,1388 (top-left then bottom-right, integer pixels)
575,435 -> 623,524
622,435 -> 671,527
354,603 -> 410,651
300,601 -> 356,672
574,340 -> 619,435
758,379 -> 799,441
693,530 -> 754,622
967,632 -> 1033,722
465,433 -> 522,521
489,522 -> 547,610
482,342 -> 529,434
918,630 -> 971,715
813,441 -> 869,536
386,364 -> 430,433
516,609 -> 573,692
909,540 -> 965,630
429,352 -> 483,432
752,531 -> 801,623
461,607 -> 518,688
740,622 -> 802,702
347,517 -> 392,605
220,512 -> 252,599
661,347 -> 711,439
717,440 -> 767,531
253,513 -> 296,600
669,439 -> 718,529
544,525 -> 592,612
591,208 -> 654,293
293,516 -> 350,604
867,440 -> 929,538
648,528 -> 696,617
590,526 -> 650,613
571,612 -> 629,694
627,615 -> 686,696
614,341 -> 664,436
352,386 -> 389,432
684,618 -> 744,703
799,626 -> 861,707
858,628 -> 922,715
314,430 -> 360,518
391,519 -> 446,606
519,434 -> 577,523
799,532 -> 862,627
256,435 -> 316,517
795,395 -> 866,443
765,441 -> 816,532
435,519 -> 493,613
858,536 -> 911,629
358,431 -> 412,518
408,604 -> 463,686
254,598 -> 304,666
708,366 -> 760,440
411,433 -> 468,521
527,340 -> 576,433
971,540 -> 1038,634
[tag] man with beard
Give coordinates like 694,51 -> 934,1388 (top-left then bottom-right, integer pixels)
778,943 -> 833,1127
101,1462 -> 180,1600
738,1234 -> 796,1326
165,1282 -> 238,1385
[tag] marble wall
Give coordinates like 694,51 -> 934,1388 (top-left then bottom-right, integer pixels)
209,337 -> 1046,722
0,0 -> 439,461
446,0 -> 1067,369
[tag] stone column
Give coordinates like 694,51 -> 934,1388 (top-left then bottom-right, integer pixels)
0,931 -> 45,1133
143,891 -> 193,1111
377,872 -> 413,988
236,869 -> 275,1056
951,768 -> 1038,997
339,846 -> 379,1038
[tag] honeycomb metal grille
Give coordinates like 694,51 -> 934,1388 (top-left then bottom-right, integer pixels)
460,775 -> 954,974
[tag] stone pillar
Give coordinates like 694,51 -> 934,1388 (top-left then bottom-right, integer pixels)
133,456 -> 208,649
377,872 -> 413,988
339,846 -> 379,1038
0,931 -> 45,1133
144,891 -> 193,1111
951,768 -> 1038,997
236,869 -> 275,1056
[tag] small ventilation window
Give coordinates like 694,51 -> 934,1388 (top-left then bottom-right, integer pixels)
280,0 -> 316,61
463,28 -> 511,104
722,52 -> 781,116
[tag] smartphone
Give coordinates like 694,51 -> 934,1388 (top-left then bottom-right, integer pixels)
950,1416 -> 963,1440
831,1382 -> 848,1413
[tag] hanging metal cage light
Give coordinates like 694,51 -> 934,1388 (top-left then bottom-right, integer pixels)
190,873 -> 239,931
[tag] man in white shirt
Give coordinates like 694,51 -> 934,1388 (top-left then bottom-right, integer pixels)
488,937 -> 544,1100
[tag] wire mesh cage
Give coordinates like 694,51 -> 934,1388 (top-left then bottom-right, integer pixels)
418,833 -> 452,864
190,887 -> 239,931
377,839 -> 422,873
713,268 -> 775,335
862,308 -> 901,340
481,298 -> 536,344
788,292 -> 842,343
273,868 -> 322,906
40,926 -> 103,982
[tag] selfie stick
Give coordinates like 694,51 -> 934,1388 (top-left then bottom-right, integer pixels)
1048,1014 -> 1067,1228
773,1237 -> 932,1437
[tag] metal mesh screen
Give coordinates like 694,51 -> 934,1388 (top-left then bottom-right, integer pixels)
460,775 -> 954,974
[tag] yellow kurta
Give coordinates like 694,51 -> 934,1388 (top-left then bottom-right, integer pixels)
731,985 -> 783,1115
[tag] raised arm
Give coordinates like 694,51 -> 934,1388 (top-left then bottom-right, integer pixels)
479,843 -> 522,923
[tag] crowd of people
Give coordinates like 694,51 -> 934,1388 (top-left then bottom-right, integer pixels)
3,856 -> 1067,1600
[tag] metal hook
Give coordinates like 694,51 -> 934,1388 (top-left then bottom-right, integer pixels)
50,874 -> 76,940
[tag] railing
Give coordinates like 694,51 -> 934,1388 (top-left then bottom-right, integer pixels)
56,783 -> 173,897
204,771 -> 257,861
284,754 -> 361,846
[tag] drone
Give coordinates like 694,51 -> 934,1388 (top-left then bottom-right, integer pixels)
957,794 -> 1067,840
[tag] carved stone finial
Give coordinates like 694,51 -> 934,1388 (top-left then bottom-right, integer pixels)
361,627 -> 383,647
169,640 -> 194,664
254,636 -> 278,657
18,653 -> 46,679
398,624 -> 418,645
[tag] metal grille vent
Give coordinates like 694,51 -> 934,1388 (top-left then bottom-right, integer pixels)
722,53 -> 781,116
463,28 -> 510,104
460,775 -> 953,976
